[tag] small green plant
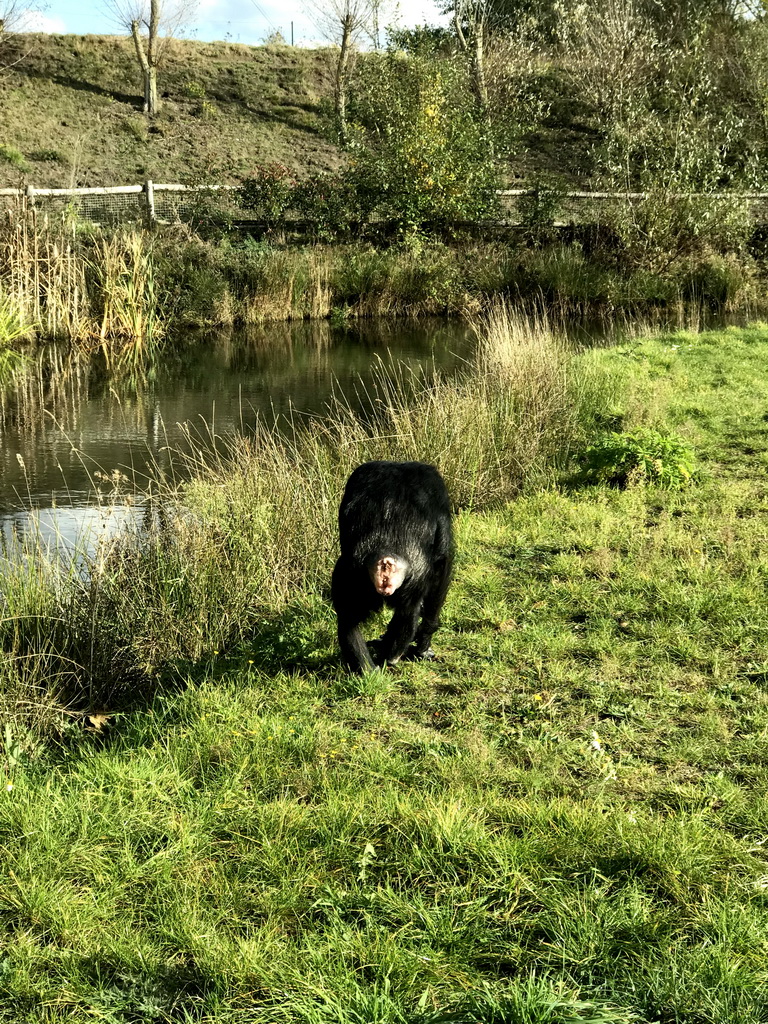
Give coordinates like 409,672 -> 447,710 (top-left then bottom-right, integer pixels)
123,116 -> 149,143
582,428 -> 697,488
0,144 -> 29,172
183,79 -> 207,99
329,305 -> 350,326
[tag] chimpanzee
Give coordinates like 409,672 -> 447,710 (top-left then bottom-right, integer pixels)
332,460 -> 454,673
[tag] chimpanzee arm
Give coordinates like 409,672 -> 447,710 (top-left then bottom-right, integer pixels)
332,557 -> 378,673
412,514 -> 454,657
376,600 -> 422,665
337,617 -> 376,673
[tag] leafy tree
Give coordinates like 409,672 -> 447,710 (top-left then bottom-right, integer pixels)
309,0 -> 386,144
348,51 -> 500,231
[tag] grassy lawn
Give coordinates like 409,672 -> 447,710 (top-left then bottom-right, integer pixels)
1,326 -> 768,1022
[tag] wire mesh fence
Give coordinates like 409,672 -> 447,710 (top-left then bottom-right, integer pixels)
2,181 -> 768,229
0,182 -> 247,226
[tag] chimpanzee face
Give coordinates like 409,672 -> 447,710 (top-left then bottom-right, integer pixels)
369,555 -> 408,596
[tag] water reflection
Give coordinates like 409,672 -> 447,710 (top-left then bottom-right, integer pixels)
0,319 -> 474,551
1,503 -> 139,564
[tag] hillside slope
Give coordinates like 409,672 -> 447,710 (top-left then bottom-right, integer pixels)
0,33 -> 343,188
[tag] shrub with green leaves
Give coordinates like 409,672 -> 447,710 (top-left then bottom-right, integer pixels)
292,171 -> 365,240
347,51 -> 500,232
239,163 -> 297,225
582,428 -> 697,489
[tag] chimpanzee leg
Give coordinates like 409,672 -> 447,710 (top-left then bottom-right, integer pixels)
332,558 -> 380,673
377,601 -> 422,665
410,554 -> 452,658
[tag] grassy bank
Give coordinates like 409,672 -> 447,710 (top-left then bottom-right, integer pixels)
1,315 -> 768,1021
0,306 -> 600,718
0,35 -> 340,188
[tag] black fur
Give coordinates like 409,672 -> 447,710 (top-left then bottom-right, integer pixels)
332,461 -> 454,673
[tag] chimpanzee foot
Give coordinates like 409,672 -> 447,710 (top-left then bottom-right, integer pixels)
368,639 -> 437,667
402,645 -> 437,662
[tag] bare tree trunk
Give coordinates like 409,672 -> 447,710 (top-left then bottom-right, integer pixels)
454,0 -> 468,50
147,0 -> 160,82
370,0 -> 380,49
454,1 -> 488,114
146,65 -> 158,114
130,0 -> 161,116
472,13 -> 488,114
336,13 -> 353,144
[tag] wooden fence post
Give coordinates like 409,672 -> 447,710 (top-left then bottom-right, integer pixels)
145,179 -> 156,225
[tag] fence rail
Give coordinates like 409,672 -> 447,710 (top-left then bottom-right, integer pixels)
0,181 -> 238,225
2,181 -> 768,228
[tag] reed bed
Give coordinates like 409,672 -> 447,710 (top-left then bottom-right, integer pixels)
0,213 -> 479,354
0,207 -> 90,341
0,208 -> 755,368
0,207 -> 164,360
86,229 -> 163,369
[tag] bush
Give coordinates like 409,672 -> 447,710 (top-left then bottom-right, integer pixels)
0,144 -> 29,172
239,164 -> 297,225
582,428 -> 697,489
606,192 -> 753,275
347,51 -> 500,232
292,172 -> 365,240
517,176 -> 569,246
156,250 -> 228,324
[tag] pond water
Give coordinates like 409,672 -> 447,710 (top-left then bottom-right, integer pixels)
0,319 -> 474,554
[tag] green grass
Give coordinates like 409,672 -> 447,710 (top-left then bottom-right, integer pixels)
2,323 -> 768,1021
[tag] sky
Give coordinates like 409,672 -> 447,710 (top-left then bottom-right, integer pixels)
19,1 -> 446,47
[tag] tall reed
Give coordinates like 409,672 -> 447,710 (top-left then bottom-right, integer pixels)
0,206 -> 164,364
237,249 -> 332,321
0,206 -> 90,341
86,230 -> 163,369
0,290 -> 31,385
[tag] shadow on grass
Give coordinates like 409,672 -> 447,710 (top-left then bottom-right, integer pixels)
245,598 -> 337,678
77,953 -> 221,1022
14,66 -> 140,108
1,592 -> 342,762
